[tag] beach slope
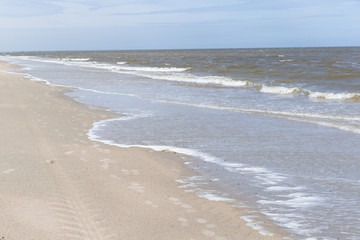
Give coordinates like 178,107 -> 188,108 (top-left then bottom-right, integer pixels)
0,61 -> 283,240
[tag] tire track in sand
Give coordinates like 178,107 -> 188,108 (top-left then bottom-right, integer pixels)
11,80 -> 117,240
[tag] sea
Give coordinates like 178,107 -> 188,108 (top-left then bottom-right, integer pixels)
2,47 -> 360,239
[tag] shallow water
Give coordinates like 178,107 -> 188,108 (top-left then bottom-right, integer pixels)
2,47 -> 360,239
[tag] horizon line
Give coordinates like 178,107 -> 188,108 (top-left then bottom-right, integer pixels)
1,45 -> 360,53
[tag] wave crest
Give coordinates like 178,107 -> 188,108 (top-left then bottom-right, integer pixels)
260,85 -> 360,102
309,92 -> 360,101
260,85 -> 304,95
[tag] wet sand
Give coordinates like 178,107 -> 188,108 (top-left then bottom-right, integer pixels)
0,61 -> 285,239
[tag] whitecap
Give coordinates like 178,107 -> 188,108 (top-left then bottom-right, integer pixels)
260,85 -> 303,95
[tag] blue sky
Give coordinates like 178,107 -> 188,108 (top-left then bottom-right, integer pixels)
1,0 -> 359,51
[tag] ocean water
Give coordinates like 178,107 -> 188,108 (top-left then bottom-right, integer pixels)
2,47 -> 360,239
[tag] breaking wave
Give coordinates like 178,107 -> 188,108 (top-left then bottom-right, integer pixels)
260,85 -> 360,101
309,91 -> 360,101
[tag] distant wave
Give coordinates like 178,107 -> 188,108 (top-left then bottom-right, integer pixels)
135,73 -> 250,87
60,57 -> 191,72
114,66 -> 190,72
260,85 -> 304,95
308,91 -> 360,101
62,57 -> 90,61
279,59 -> 294,62
260,85 -> 360,101
11,56 -> 190,72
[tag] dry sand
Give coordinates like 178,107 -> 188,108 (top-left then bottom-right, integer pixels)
0,61 -> 286,239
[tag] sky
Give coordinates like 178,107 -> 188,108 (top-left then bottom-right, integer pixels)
0,0 -> 359,51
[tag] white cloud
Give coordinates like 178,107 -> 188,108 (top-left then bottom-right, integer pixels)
0,0 -> 247,28
0,0 -> 359,29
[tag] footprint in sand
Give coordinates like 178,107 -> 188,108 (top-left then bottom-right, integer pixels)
177,217 -> 188,227
214,236 -> 226,240
181,203 -> 193,209
122,169 -> 140,176
2,169 -> 15,174
206,224 -> 216,229
99,159 -> 114,170
64,151 -> 74,156
128,182 -> 145,193
182,204 -> 196,213
201,229 -> 215,237
169,197 -> 182,206
196,218 -> 207,224
144,200 -> 158,208
110,175 -> 121,180
169,197 -> 196,213
200,225 -> 225,240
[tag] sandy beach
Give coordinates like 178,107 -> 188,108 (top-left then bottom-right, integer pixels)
0,61 -> 285,239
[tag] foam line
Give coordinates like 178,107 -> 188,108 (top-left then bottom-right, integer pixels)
155,99 -> 360,122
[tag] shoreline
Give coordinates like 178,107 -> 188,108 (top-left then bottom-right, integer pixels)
0,61 -> 286,239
